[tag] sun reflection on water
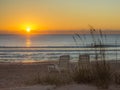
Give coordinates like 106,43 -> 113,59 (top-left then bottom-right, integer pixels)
26,35 -> 31,47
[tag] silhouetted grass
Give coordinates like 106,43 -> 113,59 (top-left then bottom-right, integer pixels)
92,62 -> 111,88
72,61 -> 111,88
72,27 -> 112,89
113,72 -> 120,85
72,68 -> 93,83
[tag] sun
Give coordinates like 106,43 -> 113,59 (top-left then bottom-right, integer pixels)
26,27 -> 31,33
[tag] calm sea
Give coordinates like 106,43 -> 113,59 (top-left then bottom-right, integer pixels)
0,34 -> 120,63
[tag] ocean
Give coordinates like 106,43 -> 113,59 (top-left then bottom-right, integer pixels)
0,34 -> 120,63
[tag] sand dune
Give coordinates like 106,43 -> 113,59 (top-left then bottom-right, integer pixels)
0,61 -> 120,90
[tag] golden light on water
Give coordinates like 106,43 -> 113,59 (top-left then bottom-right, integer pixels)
26,39 -> 31,47
26,35 -> 31,47
21,60 -> 37,63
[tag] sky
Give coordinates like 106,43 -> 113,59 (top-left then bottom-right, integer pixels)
0,0 -> 120,34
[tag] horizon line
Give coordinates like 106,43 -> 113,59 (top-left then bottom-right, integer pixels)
0,29 -> 120,35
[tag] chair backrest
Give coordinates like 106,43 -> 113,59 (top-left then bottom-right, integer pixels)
78,54 -> 90,69
59,55 -> 70,70
79,54 -> 90,63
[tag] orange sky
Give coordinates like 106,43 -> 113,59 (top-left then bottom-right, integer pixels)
0,0 -> 120,34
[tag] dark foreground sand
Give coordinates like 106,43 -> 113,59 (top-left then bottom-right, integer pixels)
2,84 -> 120,90
0,61 -> 120,90
0,62 -> 51,88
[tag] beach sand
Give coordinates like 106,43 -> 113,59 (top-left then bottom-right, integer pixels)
0,62 -> 51,88
0,61 -> 120,90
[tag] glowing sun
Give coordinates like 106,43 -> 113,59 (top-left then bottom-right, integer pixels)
26,27 -> 31,32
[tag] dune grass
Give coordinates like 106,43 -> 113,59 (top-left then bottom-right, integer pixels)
72,61 -> 111,88
25,60 -> 119,89
25,72 -> 72,86
113,72 -> 120,85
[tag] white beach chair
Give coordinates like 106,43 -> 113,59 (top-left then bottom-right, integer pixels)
48,55 -> 70,73
48,64 -> 61,73
78,54 -> 90,69
58,55 -> 70,71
